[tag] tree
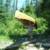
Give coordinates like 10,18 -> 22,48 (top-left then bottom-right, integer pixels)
0,0 -> 18,37
39,0 -> 50,35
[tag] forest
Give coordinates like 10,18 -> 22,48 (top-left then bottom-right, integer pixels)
0,0 -> 50,50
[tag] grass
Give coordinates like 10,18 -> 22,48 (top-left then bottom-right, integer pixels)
0,35 -> 12,41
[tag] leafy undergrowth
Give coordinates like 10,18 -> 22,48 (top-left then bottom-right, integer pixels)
0,35 -> 11,41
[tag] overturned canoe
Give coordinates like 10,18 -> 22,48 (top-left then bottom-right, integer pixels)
15,10 -> 36,24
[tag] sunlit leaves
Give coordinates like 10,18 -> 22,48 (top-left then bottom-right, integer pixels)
33,17 -> 48,34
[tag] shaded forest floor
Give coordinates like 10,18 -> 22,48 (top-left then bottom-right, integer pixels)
0,34 -> 50,50
4,34 -> 50,50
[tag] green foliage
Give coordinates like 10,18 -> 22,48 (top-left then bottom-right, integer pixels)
33,17 -> 48,34
0,0 -> 27,41
20,0 -> 36,17
39,0 -> 50,34
6,18 -> 28,36
0,18 -> 28,36
0,0 -> 49,41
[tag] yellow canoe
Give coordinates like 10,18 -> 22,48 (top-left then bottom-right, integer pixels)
15,10 -> 35,24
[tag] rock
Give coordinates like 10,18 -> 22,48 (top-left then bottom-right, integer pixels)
18,43 -> 38,50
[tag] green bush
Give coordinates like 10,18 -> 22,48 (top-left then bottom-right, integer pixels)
33,17 -> 48,34
0,17 -> 28,36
